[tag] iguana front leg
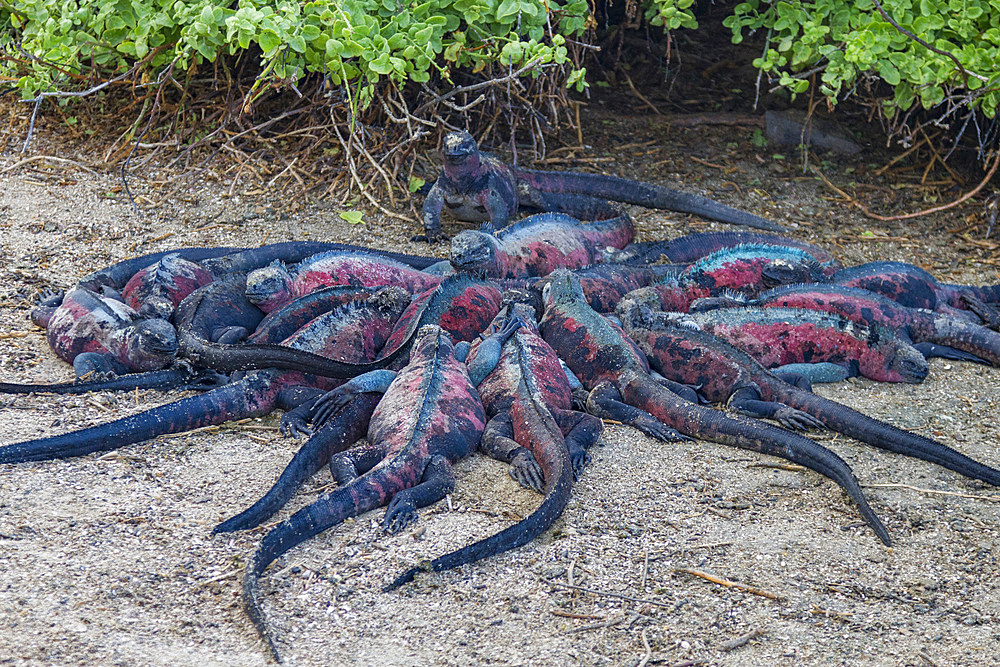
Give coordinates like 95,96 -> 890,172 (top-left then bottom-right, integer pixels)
414,181 -> 449,243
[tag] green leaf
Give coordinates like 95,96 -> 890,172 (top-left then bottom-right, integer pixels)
339,210 -> 365,224
408,176 -> 426,193
258,29 -> 281,54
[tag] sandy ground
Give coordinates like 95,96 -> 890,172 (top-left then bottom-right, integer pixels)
1,106 -> 999,667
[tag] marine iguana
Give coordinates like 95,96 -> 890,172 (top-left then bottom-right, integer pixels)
119,253 -> 216,320
619,302 -> 1000,487
30,286 -> 179,378
213,281 -> 507,534
624,302 -> 930,384
538,269 -> 890,545
449,208 -> 635,279
386,299 -> 603,590
416,130 -> 787,242
0,288 -> 411,464
726,284 -> 1000,367
828,261 -> 1000,326
245,250 -> 442,313
240,319 -> 522,660
607,230 -> 842,275
622,243 -> 828,313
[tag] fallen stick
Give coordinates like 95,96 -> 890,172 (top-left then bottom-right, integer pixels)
674,568 -> 786,601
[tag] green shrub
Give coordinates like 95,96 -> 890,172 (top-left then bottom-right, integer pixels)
722,0 -> 1000,118
1,0 -> 591,113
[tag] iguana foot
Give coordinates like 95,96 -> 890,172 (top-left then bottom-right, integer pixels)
570,387 -> 590,411
383,496 -> 418,534
570,449 -> 592,480
278,412 -> 312,439
309,388 -> 357,427
638,420 -> 691,443
961,294 -> 1000,330
509,451 -> 544,493
773,406 -> 825,430
410,231 -> 450,244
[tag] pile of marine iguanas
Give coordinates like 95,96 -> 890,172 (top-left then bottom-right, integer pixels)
3,130 -> 1000,662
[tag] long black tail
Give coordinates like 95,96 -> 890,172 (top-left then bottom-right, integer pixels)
515,168 -> 787,232
622,373 -> 891,545
179,332 -> 409,378
0,367 -> 203,395
214,393 -> 379,534
242,470 -> 388,661
774,382 -> 1000,487
0,376 -> 267,463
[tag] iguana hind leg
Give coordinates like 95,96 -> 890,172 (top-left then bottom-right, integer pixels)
382,455 -> 455,533
587,382 -> 690,442
551,407 -> 602,480
330,444 -> 388,485
481,412 -> 544,493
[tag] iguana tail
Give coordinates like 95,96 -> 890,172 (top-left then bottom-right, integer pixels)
514,168 -> 787,232
621,372 -> 891,545
0,374 -> 277,463
214,393 -> 380,534
242,467 -> 393,661
179,332 -> 409,378
771,382 -> 1000,487
920,314 -> 1000,366
0,366 -> 208,395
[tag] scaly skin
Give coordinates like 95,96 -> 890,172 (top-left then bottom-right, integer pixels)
567,263 -> 680,313
43,287 -> 178,376
635,303 -> 930,384
245,251 -> 441,313
247,286 -> 379,344
626,244 -> 828,313
620,303 -> 1000,488
749,284 -> 1000,367
417,130 -> 786,241
241,322 -> 519,660
121,253 -> 216,320
449,209 -> 634,279
539,269 -> 890,545
829,261 -> 1000,323
74,246 -> 243,294
387,302 -> 602,589
213,280 -> 500,535
178,275 -> 414,378
375,275 -> 503,369
608,231 -> 842,275
0,290 -> 408,464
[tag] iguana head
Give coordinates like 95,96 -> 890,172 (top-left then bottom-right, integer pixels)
541,269 -> 586,309
123,318 -> 178,370
245,261 -> 293,313
862,323 -> 929,384
440,131 -> 482,180
760,257 -> 825,288
449,227 -> 500,275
